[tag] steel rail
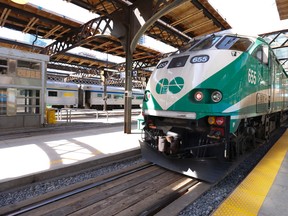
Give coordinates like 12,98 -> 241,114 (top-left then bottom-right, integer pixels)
6,163 -> 154,216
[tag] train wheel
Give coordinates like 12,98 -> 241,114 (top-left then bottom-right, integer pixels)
229,126 -> 256,160
264,115 -> 270,142
240,130 -> 255,154
229,136 -> 239,160
245,132 -> 256,150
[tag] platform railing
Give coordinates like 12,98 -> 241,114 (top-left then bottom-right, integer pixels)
56,108 -> 140,123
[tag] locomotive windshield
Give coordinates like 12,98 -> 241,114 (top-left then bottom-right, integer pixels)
190,35 -> 221,51
216,36 -> 253,52
173,39 -> 202,55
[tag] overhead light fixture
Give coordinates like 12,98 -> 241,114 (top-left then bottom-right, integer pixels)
11,0 -> 29,4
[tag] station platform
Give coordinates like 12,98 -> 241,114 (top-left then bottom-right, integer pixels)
213,129 -> 288,216
0,115 -> 142,185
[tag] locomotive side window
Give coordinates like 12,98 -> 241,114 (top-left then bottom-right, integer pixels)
252,46 -> 268,65
216,36 -> 252,51
252,46 -> 262,63
167,56 -> 189,68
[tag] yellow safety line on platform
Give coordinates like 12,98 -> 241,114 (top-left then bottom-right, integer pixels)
213,130 -> 288,216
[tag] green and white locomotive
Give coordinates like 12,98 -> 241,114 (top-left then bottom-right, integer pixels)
140,30 -> 288,182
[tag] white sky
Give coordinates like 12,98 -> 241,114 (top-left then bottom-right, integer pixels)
208,0 -> 288,35
29,0 -> 98,23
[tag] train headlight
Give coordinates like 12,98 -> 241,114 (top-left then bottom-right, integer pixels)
194,91 -> 204,101
211,91 -> 222,103
208,116 -> 216,125
216,117 -> 225,126
208,116 -> 225,126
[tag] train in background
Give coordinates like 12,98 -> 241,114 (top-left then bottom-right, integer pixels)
46,80 -> 144,110
140,30 -> 288,182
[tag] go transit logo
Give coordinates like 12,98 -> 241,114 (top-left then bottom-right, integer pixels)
156,77 -> 184,94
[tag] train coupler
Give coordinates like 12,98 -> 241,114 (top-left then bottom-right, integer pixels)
157,134 -> 181,155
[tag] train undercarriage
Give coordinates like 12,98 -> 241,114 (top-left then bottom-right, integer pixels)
140,111 -> 288,182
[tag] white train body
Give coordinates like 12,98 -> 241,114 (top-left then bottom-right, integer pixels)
46,81 -> 78,108
46,80 -> 144,109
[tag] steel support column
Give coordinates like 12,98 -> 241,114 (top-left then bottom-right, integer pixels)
124,6 -> 133,134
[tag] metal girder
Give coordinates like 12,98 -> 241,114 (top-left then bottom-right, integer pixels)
65,0 -> 127,15
132,57 -> 161,69
130,0 -> 190,53
190,0 -> 228,30
0,2 -> 76,37
147,21 -> 190,48
51,52 -> 117,67
42,0 -> 203,59
48,61 -> 101,75
114,54 -> 162,70
260,29 -> 288,48
63,0 -> 194,51
0,37 -> 43,53
42,16 -> 114,56
260,29 -> 288,72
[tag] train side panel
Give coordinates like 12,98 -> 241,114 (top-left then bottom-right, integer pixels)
46,81 -> 78,108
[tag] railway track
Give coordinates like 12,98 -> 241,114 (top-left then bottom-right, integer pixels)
1,162 -> 203,216
2,127 -> 282,216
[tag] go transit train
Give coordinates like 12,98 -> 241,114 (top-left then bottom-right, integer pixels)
139,30 -> 288,182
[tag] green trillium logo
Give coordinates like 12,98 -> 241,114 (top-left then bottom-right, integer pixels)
156,77 -> 184,94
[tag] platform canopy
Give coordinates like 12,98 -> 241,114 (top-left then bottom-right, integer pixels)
260,29 -> 288,73
0,0 -> 231,84
276,0 -> 288,20
0,0 -> 287,81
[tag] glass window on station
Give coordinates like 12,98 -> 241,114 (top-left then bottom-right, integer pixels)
0,59 -> 8,75
97,93 -> 102,97
17,89 -> 40,114
107,94 -> 112,99
17,60 -> 41,79
0,89 -> 7,115
17,60 -> 40,70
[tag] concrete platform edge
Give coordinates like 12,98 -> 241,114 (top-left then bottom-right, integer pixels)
0,149 -> 141,192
